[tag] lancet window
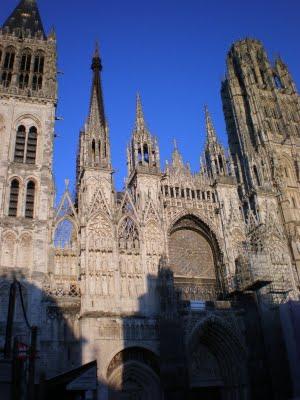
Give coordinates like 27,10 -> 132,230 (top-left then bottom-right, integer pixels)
19,49 -> 32,89
32,51 -> 44,91
54,219 -> 77,250
1,46 -> 15,87
25,181 -> 35,219
14,125 -> 37,164
8,179 -> 20,217
118,217 -> 140,252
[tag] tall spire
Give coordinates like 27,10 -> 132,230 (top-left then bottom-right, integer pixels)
204,106 -> 227,178
205,105 -> 218,145
87,43 -> 106,134
2,0 -> 46,38
135,93 -> 147,134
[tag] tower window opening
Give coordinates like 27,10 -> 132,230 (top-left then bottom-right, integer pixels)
143,144 -> 149,163
207,191 -> 211,200
214,159 -> 219,174
8,179 -> 19,217
170,187 -> 174,198
1,48 -> 15,88
253,165 -> 261,186
19,50 -> 31,89
25,181 -> 35,219
14,125 -> 26,163
274,75 -> 283,89
92,139 -> 96,164
175,187 -> 179,198
138,147 -> 142,164
181,189 -> 185,198
32,52 -> 44,91
191,190 -> 195,199
196,190 -> 201,200
218,155 -> 224,172
26,127 -> 37,164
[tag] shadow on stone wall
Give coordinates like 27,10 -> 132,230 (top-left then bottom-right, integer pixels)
0,264 -> 296,400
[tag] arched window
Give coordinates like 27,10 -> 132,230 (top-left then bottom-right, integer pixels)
218,155 -> 224,172
32,51 -> 44,91
1,47 -> 15,87
26,126 -> 37,164
54,219 -> 77,250
25,181 -> 35,219
14,125 -> 26,162
274,75 -> 283,89
8,179 -> 19,217
253,165 -> 261,186
92,139 -> 96,163
138,147 -> 142,163
14,125 -> 38,164
143,143 -> 149,163
118,217 -> 139,252
19,49 -> 31,89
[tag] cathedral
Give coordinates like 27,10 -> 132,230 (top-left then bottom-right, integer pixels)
0,1 -> 300,399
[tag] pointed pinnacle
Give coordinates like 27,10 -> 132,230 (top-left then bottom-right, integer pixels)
91,41 -> 102,71
135,93 -> 146,132
94,41 -> 100,58
204,105 -> 217,143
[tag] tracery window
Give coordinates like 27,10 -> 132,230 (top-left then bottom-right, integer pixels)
54,219 -> 77,250
1,47 -> 15,87
14,125 -> 37,164
32,51 -> 44,91
8,179 -> 20,217
118,217 -> 140,252
19,49 -> 32,89
25,181 -> 35,219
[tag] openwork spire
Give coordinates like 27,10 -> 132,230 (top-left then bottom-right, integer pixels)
205,105 -> 218,145
2,0 -> 46,38
88,43 -> 106,134
135,93 -> 147,133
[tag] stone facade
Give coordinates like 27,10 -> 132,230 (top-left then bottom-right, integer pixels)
0,2 -> 300,400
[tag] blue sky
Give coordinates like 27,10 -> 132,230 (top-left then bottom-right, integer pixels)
2,0 -> 300,202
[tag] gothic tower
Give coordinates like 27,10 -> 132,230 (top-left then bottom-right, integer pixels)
0,0 -> 57,276
221,38 -> 300,289
127,94 -> 161,208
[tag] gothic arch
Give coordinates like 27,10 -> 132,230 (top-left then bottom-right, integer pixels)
168,213 -> 222,276
280,153 -> 297,186
168,209 -> 223,252
18,232 -> 33,269
53,216 -> 78,250
14,113 -> 41,130
106,347 -> 161,400
1,230 -> 17,267
118,215 -> 140,253
87,211 -> 114,252
143,219 -> 163,256
188,316 -> 248,399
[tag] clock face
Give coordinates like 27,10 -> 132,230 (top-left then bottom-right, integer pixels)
169,228 -> 215,279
